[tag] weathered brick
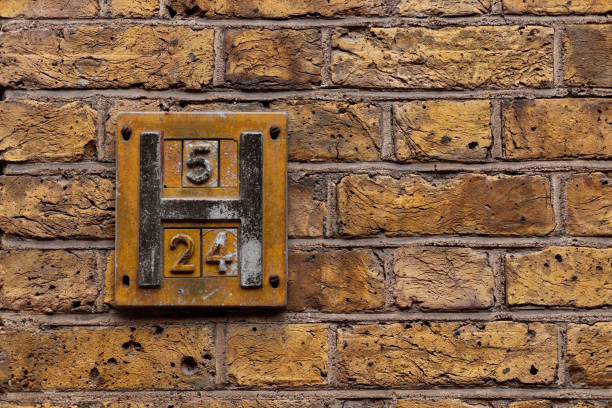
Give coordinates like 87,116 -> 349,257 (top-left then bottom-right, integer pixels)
397,0 -> 490,15
393,247 -> 494,310
503,0 -> 612,14
507,402 -> 552,408
394,100 -> 492,162
110,0 -> 159,17
0,404 -> 78,408
0,327 -> 214,390
0,176 -> 114,239
0,26 -> 214,89
567,323 -> 612,385
103,403 -> 154,408
504,99 -> 612,159
331,26 -> 553,89
227,324 -> 328,386
0,249 -> 102,312
393,401 -> 489,408
0,0 -> 98,17
288,249 -> 384,312
564,25 -> 612,87
0,101 -> 96,163
506,247 -> 612,307
167,0 -> 384,17
567,173 -> 612,236
225,29 -> 322,89
338,322 -> 557,386
269,101 -> 382,162
288,182 -> 325,238
338,174 -> 555,236
177,401 -> 325,408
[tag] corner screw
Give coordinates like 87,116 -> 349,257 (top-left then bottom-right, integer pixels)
121,126 -> 132,141
269,125 -> 281,140
269,274 -> 280,288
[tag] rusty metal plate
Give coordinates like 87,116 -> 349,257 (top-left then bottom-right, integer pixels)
114,112 -> 287,307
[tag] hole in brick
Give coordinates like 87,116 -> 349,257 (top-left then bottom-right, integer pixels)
180,356 -> 198,375
468,141 -> 478,149
203,353 -> 212,360
555,254 -> 563,262
530,365 -> 539,375
72,301 -> 81,308
122,275 -> 130,288
153,326 -> 164,337
166,5 -> 177,17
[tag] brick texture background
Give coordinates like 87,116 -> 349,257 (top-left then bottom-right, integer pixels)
0,0 -> 611,407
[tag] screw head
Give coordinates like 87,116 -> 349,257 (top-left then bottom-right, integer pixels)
121,126 -> 132,141
269,125 -> 281,140
269,274 -> 280,288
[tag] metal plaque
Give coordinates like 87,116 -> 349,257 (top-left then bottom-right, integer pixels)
114,112 -> 287,307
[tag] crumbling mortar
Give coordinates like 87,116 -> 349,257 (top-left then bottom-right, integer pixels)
380,103 -> 396,161
328,323 -> 339,386
557,323 -> 569,386
321,28 -> 333,87
1,15 -> 612,30
489,250 -> 507,312
490,100 -> 504,160
213,28 -> 227,87
553,24 -> 567,88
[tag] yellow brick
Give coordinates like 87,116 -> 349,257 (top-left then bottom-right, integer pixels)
227,324 -> 328,386
0,176 -> 114,239
0,101 -> 96,163
504,99 -> 612,159
564,25 -> 612,87
270,100 -> 382,162
506,247 -> 612,307
288,182 -> 326,238
567,323 -> 612,385
504,0 -> 612,15
394,247 -> 494,310
338,174 -> 555,236
0,250 -> 102,312
167,0 -> 384,17
567,173 -> 612,236
332,26 -> 553,89
397,0 -> 490,15
103,403 -> 154,408
0,327 -> 214,390
338,322 -> 558,385
507,402 -> 552,408
0,0 -> 98,17
225,29 -> 322,88
394,100 -> 492,162
110,0 -> 159,17
178,401 -> 326,408
288,249 -> 384,312
0,26 -> 214,89
393,401 -> 489,408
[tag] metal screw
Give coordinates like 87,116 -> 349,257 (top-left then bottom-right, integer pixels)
269,274 -> 280,288
121,125 -> 132,141
269,125 -> 281,140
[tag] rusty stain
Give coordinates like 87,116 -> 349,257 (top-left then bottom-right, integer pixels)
113,112 -> 287,307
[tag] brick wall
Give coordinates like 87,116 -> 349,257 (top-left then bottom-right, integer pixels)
0,0 -> 611,407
